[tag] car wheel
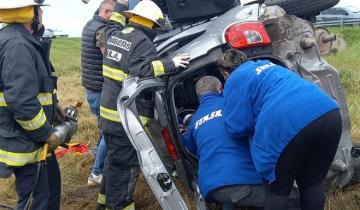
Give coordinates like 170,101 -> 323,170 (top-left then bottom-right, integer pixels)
348,143 -> 360,186
265,0 -> 339,19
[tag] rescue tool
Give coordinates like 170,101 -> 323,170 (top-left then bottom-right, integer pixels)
24,104 -> 80,210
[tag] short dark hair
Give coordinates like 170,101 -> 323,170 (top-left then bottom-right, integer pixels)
217,49 -> 247,74
195,76 -> 222,97
99,0 -> 115,11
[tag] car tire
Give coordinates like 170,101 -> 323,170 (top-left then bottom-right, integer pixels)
265,0 -> 340,19
348,143 -> 360,186
349,164 -> 360,186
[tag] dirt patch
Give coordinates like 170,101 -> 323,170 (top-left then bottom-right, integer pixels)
134,176 -> 161,210
59,174 -> 161,210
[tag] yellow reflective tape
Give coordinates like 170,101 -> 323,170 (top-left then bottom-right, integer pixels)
100,107 -> 151,125
37,92 -> 53,106
97,193 -> 106,205
100,106 -> 121,123
16,108 -> 47,131
0,92 -> 54,107
140,116 -> 151,126
110,12 -> 126,26
151,60 -> 165,77
103,65 -> 128,82
122,27 -> 134,34
123,202 -> 135,210
0,146 -> 48,167
0,92 -> 6,107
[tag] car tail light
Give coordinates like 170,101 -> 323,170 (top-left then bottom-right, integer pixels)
224,22 -> 271,49
162,128 -> 179,160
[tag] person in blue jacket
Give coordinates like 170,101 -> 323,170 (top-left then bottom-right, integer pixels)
181,76 -> 300,209
218,49 -> 342,210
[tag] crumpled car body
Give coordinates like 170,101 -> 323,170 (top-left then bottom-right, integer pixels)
117,2 -> 359,210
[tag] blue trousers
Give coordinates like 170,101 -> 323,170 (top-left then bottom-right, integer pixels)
14,155 -> 61,210
86,90 -> 106,175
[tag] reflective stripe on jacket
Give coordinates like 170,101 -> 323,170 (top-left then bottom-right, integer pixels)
99,3 -> 175,135
0,24 -> 57,167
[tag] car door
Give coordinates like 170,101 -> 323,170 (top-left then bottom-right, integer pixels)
117,77 -> 190,210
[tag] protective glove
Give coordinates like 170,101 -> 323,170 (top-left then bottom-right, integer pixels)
172,53 -> 191,69
179,124 -> 187,134
54,104 -> 65,124
46,133 -> 61,151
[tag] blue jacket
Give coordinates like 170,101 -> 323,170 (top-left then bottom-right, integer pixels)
182,93 -> 262,199
223,60 -> 339,182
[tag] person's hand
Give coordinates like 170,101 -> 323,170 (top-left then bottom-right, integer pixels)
46,133 -> 61,151
179,124 -> 187,134
172,53 -> 191,69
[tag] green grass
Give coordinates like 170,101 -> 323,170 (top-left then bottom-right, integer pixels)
50,38 -> 81,76
326,27 -> 360,141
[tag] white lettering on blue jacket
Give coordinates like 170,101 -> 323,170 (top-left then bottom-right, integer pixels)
195,110 -> 222,129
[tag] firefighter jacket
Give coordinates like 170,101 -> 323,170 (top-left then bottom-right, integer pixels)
99,3 -> 176,135
0,23 -> 57,168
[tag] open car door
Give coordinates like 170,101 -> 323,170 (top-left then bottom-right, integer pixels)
117,77 -> 189,210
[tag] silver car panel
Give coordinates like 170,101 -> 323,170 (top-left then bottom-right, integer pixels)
157,4 -> 260,60
117,3 -> 357,210
117,77 -> 190,210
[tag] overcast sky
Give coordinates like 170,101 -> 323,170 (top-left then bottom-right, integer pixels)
42,0 -> 360,37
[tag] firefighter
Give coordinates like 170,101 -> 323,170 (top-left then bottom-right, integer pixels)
219,49 -> 341,210
97,0 -> 190,209
81,0 -> 116,186
0,1 -> 64,209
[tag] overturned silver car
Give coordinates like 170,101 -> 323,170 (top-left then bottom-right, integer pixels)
117,0 -> 360,209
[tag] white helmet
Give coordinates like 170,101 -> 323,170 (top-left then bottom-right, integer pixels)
0,0 -> 47,9
124,0 -> 165,30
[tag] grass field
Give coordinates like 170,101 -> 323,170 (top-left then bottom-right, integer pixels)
1,27 -> 360,210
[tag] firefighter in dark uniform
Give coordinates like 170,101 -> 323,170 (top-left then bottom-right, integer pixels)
0,1 -> 64,209
97,0 -> 190,209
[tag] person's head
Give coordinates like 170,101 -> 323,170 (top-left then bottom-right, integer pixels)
0,0 -> 47,33
218,49 -> 247,80
195,76 -> 223,98
98,0 -> 115,20
124,0 -> 165,31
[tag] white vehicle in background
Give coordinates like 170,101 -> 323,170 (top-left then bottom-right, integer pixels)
46,29 -> 68,38
43,28 -> 55,39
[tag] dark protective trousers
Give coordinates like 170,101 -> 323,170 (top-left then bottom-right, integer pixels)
266,109 -> 342,210
14,154 -> 61,210
211,184 -> 301,209
98,133 -> 139,210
